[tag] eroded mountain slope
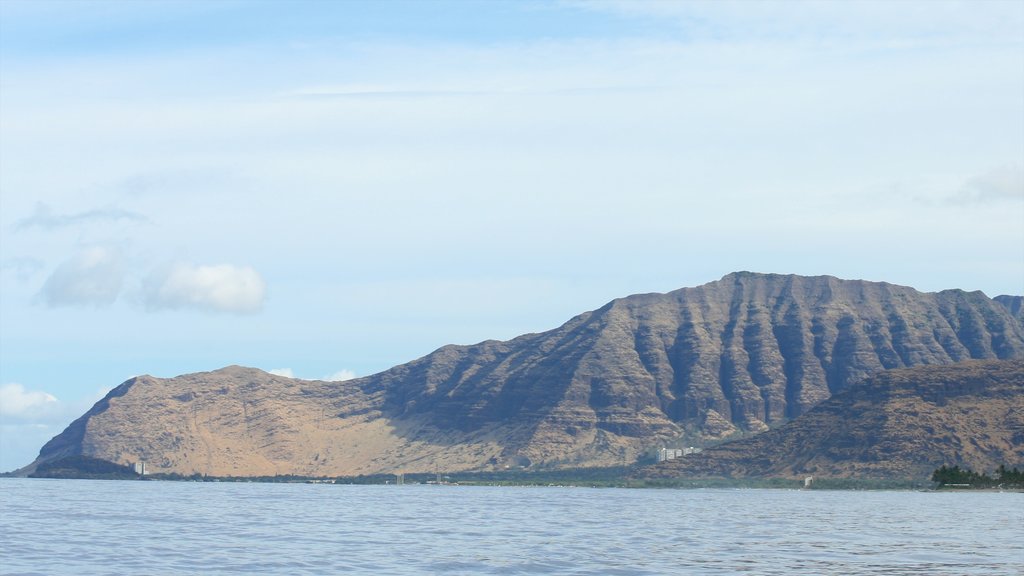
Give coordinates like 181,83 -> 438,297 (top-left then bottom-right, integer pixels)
637,359 -> 1024,479
24,273 -> 1024,475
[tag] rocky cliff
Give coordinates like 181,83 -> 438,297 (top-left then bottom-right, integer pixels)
995,294 -> 1023,329
23,273 -> 1024,476
636,359 -> 1024,479
354,272 -> 1024,467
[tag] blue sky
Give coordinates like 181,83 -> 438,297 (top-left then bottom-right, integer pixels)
1,0 -> 1022,471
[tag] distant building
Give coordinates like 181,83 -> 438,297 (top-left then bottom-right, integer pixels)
656,447 -> 702,462
132,461 -> 147,476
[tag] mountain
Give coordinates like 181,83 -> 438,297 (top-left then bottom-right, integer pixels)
995,294 -> 1023,329
636,359 -> 1024,479
21,273 -> 1024,476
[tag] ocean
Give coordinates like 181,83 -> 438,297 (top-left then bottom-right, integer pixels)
1,478 -> 1020,575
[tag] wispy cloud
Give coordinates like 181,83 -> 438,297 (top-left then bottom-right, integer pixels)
15,202 -> 147,231
287,82 -> 664,101
114,168 -> 233,197
265,368 -> 356,381
0,257 -> 45,282
574,0 -> 1024,44
143,263 -> 266,314
288,83 -> 501,100
37,246 -> 124,308
951,165 -> 1024,205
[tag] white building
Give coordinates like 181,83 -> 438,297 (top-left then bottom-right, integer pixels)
656,447 -> 703,462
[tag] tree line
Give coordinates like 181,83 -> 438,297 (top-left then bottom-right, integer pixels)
931,464 -> 1023,488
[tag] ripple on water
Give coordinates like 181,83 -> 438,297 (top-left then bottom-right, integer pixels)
1,481 -> 1022,575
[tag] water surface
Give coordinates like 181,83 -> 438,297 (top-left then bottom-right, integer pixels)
1,479 -> 1020,575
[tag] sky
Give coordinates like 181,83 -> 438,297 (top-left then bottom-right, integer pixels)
1,0 -> 1022,471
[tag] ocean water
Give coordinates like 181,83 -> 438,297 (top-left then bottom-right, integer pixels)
0,478 -> 1020,575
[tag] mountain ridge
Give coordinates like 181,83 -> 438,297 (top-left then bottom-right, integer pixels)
20,272 -> 1024,476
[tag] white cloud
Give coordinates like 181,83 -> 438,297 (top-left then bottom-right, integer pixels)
143,263 -> 266,314
15,202 -> 147,231
37,246 -> 124,307
0,383 -> 58,418
953,165 -> 1024,205
267,368 -> 355,381
325,369 -> 356,382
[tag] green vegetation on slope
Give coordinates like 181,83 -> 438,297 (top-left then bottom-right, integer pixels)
29,456 -> 139,480
931,465 -> 1024,489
